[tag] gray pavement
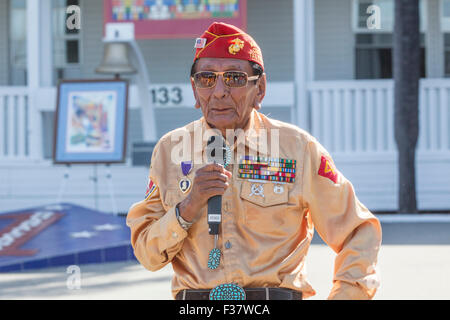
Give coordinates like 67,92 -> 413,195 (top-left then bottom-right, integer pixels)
1,222 -> 449,300
312,221 -> 450,245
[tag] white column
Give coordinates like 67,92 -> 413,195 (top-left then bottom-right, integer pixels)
26,0 -> 40,89
40,0 -> 54,86
26,0 -> 53,86
26,0 -> 44,160
293,0 -> 315,132
306,0 -> 315,83
129,40 -> 157,142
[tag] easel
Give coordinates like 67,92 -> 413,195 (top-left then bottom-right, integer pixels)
57,163 -> 118,215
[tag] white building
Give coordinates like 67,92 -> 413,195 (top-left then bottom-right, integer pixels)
0,0 -> 449,213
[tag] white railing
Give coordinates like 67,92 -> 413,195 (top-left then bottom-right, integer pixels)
0,79 -> 449,162
308,80 -> 395,154
307,79 -> 450,156
418,79 -> 450,153
0,87 -> 31,160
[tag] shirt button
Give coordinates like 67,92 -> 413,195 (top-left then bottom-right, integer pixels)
225,241 -> 232,249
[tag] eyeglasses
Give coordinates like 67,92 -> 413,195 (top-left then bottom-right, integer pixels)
191,71 -> 260,89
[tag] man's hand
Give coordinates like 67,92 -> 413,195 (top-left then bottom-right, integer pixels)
178,163 -> 232,222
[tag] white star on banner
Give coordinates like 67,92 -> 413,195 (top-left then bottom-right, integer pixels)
44,204 -> 70,211
70,231 -> 97,239
93,224 -> 122,231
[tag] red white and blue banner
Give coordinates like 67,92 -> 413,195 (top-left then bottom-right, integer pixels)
0,204 -> 133,272
103,0 -> 247,39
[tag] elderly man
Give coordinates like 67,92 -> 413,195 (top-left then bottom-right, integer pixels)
126,22 -> 382,300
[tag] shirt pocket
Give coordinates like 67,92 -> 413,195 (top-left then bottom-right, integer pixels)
239,180 -> 300,234
240,180 -> 289,207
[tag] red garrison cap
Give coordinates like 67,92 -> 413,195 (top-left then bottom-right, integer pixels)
193,22 -> 264,71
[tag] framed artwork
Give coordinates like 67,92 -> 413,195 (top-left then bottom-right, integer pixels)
53,79 -> 128,164
103,0 -> 247,39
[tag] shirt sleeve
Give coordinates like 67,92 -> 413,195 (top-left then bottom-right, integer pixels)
302,136 -> 382,300
126,138 -> 188,272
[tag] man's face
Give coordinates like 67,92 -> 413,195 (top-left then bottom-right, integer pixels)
191,58 -> 266,132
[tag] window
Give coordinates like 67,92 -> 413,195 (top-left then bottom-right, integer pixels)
9,0 -> 27,85
355,34 -> 426,79
353,0 -> 426,79
442,0 -> 450,31
353,0 -> 426,32
445,35 -> 450,76
8,0 -> 82,85
354,0 -> 394,32
52,0 -> 82,82
443,0 -> 450,76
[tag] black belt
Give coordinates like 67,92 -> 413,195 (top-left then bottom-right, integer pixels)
176,287 -> 302,300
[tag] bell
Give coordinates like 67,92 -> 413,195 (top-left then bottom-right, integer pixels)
95,42 -> 137,75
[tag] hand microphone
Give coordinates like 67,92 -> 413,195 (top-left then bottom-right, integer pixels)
206,135 -> 227,235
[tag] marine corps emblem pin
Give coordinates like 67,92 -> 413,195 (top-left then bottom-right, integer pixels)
228,38 -> 245,55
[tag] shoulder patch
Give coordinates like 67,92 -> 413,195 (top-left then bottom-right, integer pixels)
144,178 -> 157,200
318,155 -> 338,184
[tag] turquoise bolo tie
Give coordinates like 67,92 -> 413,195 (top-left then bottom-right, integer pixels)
206,137 -> 232,270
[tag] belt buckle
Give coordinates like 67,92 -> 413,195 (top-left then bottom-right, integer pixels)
209,283 -> 246,300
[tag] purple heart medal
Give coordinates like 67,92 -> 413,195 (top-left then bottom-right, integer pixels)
179,161 -> 193,193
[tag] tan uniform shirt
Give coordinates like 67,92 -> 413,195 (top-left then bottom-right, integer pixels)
126,109 -> 382,300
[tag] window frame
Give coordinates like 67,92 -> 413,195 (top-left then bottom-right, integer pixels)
442,0 -> 450,77
352,0 -> 427,33
444,33 -> 450,77
52,0 -> 83,69
354,34 -> 427,79
7,0 -> 28,85
441,0 -> 450,32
